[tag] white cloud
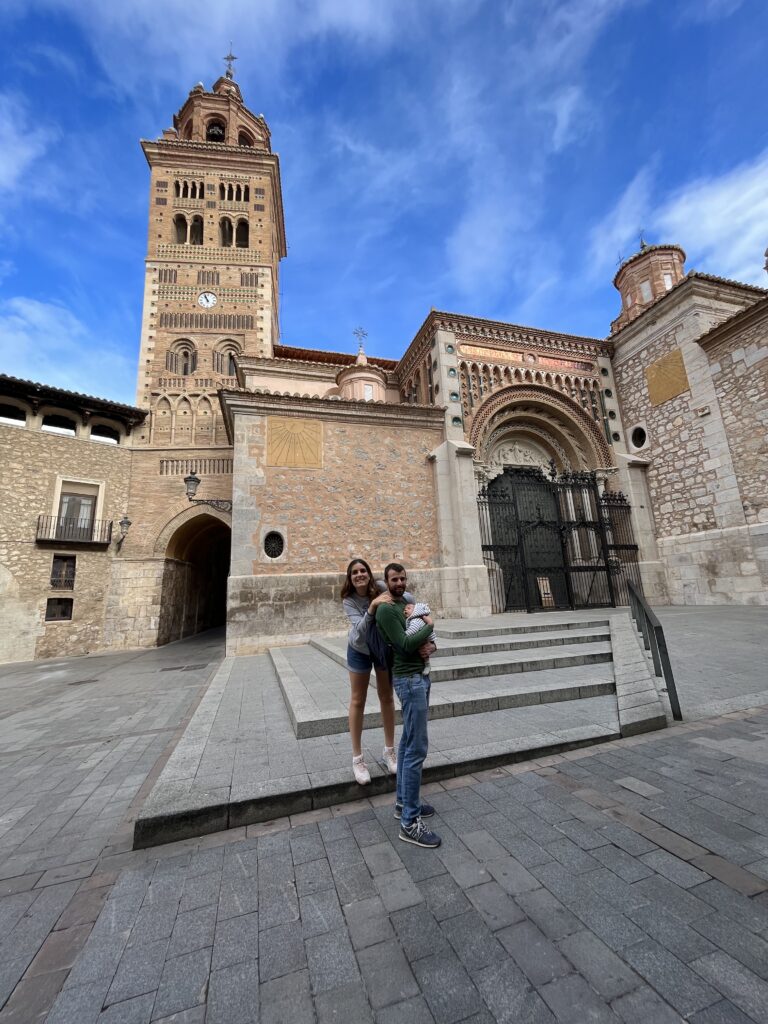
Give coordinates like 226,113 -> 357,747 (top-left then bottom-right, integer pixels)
680,0 -> 744,22
654,151 -> 768,284
0,298 -> 137,404
0,94 -> 50,193
587,150 -> 768,287
587,165 -> 655,275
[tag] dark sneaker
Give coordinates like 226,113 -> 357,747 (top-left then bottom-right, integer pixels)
399,817 -> 442,848
394,802 -> 435,820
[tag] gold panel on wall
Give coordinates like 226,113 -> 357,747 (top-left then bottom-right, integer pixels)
645,348 -> 689,407
267,417 -> 323,468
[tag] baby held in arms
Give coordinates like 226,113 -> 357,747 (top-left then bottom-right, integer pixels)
404,602 -> 437,674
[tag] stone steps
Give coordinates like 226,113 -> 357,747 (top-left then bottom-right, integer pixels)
438,617 -> 610,640
432,626 -> 611,658
271,642 -> 615,739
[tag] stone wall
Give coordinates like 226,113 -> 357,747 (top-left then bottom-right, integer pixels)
0,423 -> 131,662
707,321 -> 768,527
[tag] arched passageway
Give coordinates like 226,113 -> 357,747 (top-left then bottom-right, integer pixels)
157,513 -> 231,645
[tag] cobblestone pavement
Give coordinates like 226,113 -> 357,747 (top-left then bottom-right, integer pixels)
0,609 -> 766,1023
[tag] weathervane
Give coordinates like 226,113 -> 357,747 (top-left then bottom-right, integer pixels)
352,326 -> 368,354
223,45 -> 237,79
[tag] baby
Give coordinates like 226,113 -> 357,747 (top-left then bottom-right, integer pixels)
404,601 -> 437,675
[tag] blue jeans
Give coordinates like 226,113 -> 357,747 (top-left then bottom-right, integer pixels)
392,672 -> 430,826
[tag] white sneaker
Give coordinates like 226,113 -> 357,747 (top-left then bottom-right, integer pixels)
383,747 -> 398,775
352,756 -> 371,785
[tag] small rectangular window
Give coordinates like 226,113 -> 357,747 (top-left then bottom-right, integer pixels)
364,384 -> 374,401
156,180 -> 168,188
51,555 -> 76,590
155,197 -> 167,205
663,273 -> 673,291
254,188 -> 265,197
639,280 -> 652,303
254,204 -> 265,212
46,597 -> 73,621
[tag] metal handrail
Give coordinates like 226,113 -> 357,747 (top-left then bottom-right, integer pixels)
627,579 -> 682,721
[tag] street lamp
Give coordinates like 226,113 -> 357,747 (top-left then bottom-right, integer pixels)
183,472 -> 232,512
116,514 -> 132,549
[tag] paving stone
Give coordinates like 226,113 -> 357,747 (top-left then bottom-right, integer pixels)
218,877 -> 260,921
315,980 -> 375,1022
689,1001 -> 759,1024
439,909 -> 507,973
582,867 -> 650,913
390,904 -> 451,962
464,880 -> 525,931
631,876 -> 715,924
305,926 -> 360,993
105,936 -> 168,1006
538,973 -> 618,1023
639,850 -> 712,888
166,905 -> 216,960
211,911 -> 259,970
300,887 -> 344,938
610,984 -> 684,1024
690,910 -> 768,979
497,919 -> 571,987
206,960 -> 259,1023
515,888 -> 582,941
690,950 -> 768,1024
691,878 -> 768,936
486,856 -> 541,895
97,992 -> 155,1023
417,873 -> 471,921
26,922 -> 92,976
343,896 -> 395,950
597,823 -> 657,857
590,845 -> 655,883
557,929 -> 640,1000
622,938 -> 720,1017
151,1005 -> 206,1024
294,857 -> 334,897
411,950 -> 482,1024
258,920 -> 306,982
151,947 -> 211,1021
357,939 -> 420,1010
331,862 -> 378,904
472,959 -> 556,1024
372,995 -> 433,1024
258,969 -> 314,1024
626,904 -> 716,962
545,837 -> 601,874
258,880 -> 299,930
362,842 -> 405,877
690,855 -> 768,896
46,980 -> 110,1024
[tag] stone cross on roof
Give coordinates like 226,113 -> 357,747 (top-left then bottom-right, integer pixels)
223,46 -> 237,79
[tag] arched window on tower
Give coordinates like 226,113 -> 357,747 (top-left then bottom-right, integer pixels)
174,180 -> 181,197
227,183 -> 234,201
206,119 -> 226,143
183,121 -> 193,140
235,219 -> 249,248
189,215 -> 203,245
219,217 -> 233,247
235,184 -> 242,202
219,183 -> 226,201
182,180 -> 189,198
173,214 -> 188,244
238,130 -> 253,147
179,344 -> 197,375
243,185 -> 250,201
213,340 -> 241,376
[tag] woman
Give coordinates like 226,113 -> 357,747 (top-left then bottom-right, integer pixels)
341,557 -> 400,784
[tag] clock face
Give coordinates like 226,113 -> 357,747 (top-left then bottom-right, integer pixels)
198,292 -> 217,308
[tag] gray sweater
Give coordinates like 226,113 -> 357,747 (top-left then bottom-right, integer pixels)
343,583 -> 415,654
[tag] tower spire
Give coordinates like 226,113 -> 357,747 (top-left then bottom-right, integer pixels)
223,45 -> 237,80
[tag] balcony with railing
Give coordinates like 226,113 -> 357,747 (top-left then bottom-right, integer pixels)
37,516 -> 113,545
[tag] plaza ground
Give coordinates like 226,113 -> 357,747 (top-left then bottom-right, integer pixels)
0,607 -> 767,1023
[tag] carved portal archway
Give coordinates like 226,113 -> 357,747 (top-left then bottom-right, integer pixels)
470,384 -> 613,486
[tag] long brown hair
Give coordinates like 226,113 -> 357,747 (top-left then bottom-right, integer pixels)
341,558 -> 378,601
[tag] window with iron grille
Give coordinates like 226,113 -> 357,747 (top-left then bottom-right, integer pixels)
46,597 -> 73,621
51,555 -> 76,590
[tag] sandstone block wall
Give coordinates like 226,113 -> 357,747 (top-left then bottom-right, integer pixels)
0,424 -> 131,662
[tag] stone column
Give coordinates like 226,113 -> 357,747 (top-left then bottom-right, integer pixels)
430,439 -> 492,617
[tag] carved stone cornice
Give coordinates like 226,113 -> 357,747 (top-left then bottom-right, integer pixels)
218,387 -> 445,443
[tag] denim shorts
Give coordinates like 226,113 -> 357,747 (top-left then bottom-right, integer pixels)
347,645 -> 387,673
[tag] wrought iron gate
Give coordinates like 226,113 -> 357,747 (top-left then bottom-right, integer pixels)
477,466 -> 643,613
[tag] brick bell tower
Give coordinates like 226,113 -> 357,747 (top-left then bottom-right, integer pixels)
134,57 -> 287,448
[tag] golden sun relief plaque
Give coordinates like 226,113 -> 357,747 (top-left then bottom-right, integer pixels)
267,417 -> 323,468
645,348 -> 690,407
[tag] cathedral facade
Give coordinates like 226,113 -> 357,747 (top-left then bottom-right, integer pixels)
0,73 -> 766,663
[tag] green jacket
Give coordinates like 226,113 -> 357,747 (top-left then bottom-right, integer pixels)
375,601 -> 433,676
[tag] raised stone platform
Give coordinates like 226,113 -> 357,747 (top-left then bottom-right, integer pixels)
133,609 -> 668,848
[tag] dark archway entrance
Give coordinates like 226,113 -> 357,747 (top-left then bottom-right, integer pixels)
158,513 -> 231,644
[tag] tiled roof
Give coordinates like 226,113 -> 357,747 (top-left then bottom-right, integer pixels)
0,374 -> 146,419
271,344 -> 397,369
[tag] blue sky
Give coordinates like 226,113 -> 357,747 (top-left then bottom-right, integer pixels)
1,0 -> 767,405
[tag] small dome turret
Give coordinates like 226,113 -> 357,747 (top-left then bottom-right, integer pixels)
611,241 -> 686,333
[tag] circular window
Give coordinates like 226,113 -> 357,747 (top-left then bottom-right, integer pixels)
601,367 -> 609,377
264,531 -> 284,559
445,344 -> 455,354
611,432 -> 621,442
608,410 -> 617,420
448,367 -> 457,378
449,391 -> 460,402
604,388 -> 613,398
451,416 -> 463,427
432,359 -> 438,370
631,426 -> 647,449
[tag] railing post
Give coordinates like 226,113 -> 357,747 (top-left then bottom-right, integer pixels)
655,624 -> 682,721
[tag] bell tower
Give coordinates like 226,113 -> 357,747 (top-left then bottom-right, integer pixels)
134,62 -> 287,447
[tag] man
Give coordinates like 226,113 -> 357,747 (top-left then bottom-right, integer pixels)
375,563 -> 442,849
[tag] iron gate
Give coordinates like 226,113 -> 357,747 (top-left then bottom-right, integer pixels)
478,465 -> 643,613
